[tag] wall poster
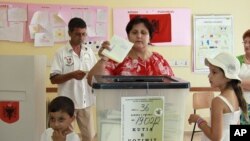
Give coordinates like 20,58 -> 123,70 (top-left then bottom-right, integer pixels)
193,15 -> 233,72
0,3 -> 27,42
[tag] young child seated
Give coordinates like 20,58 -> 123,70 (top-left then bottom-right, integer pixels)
188,52 -> 249,141
40,96 -> 80,141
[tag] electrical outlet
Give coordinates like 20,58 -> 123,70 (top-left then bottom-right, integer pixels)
169,59 -> 188,67
176,60 -> 188,67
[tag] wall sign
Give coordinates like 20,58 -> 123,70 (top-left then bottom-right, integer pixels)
121,96 -> 164,141
193,15 -> 233,72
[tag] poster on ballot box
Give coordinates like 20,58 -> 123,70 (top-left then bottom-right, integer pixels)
121,96 -> 164,141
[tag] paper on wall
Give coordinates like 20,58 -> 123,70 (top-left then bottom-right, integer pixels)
0,5 -> 8,28
7,7 -> 27,22
34,32 -> 54,47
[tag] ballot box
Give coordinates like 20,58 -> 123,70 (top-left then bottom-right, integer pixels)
92,75 -> 190,141
0,55 -> 46,141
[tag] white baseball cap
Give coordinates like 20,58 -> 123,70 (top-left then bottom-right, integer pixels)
205,52 -> 241,81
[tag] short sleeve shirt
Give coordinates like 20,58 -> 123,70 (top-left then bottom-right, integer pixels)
40,128 -> 80,141
50,42 -> 97,109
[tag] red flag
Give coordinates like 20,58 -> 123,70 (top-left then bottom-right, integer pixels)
129,14 -> 172,43
0,101 -> 19,124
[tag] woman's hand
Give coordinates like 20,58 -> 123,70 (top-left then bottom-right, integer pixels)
188,114 -> 200,124
98,41 -> 111,58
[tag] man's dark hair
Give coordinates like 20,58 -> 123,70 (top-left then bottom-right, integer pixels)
48,96 -> 75,117
68,17 -> 87,32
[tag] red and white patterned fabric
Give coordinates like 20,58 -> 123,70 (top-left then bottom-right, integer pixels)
105,52 -> 174,76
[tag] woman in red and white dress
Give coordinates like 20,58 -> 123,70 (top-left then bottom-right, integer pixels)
87,16 -> 174,85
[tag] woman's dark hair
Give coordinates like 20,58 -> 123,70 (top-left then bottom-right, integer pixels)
126,16 -> 154,40
243,29 -> 250,40
219,67 -> 249,121
227,79 -> 249,121
48,96 -> 75,117
68,17 -> 87,32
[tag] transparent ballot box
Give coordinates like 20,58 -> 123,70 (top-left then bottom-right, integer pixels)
92,75 -> 190,141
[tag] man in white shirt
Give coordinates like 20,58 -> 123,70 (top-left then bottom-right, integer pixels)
50,17 -> 97,141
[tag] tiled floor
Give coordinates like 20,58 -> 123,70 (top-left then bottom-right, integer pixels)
184,131 -> 203,141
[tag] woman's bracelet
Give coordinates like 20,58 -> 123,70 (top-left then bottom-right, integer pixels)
196,117 -> 207,128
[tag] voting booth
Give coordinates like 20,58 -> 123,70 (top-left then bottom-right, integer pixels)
0,55 -> 46,141
92,75 -> 190,141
